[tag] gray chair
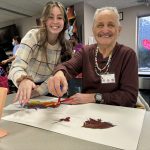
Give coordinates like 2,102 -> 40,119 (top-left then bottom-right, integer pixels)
136,92 -> 150,111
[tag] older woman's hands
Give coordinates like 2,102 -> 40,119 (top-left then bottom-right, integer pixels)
48,71 -> 68,97
62,93 -> 95,105
14,79 -> 37,105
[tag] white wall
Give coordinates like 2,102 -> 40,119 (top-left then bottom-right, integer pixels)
118,5 -> 150,53
1,4 -> 150,49
84,2 -> 95,44
74,2 -> 84,43
0,20 -> 14,28
14,15 -> 39,37
0,16 -> 39,38
82,4 -> 150,50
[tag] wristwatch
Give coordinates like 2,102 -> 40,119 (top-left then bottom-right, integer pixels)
95,93 -> 103,104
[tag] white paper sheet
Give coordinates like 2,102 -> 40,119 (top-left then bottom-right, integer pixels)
3,101 -> 145,150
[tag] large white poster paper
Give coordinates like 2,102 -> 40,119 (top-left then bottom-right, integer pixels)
3,102 -> 145,150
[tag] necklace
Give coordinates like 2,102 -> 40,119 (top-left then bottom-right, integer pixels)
95,46 -> 112,76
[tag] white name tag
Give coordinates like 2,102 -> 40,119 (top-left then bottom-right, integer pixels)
101,74 -> 115,84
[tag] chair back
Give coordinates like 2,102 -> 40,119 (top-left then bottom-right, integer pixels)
136,92 -> 150,111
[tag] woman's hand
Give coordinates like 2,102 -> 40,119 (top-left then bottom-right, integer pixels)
63,93 -> 95,105
14,79 -> 37,105
48,71 -> 68,97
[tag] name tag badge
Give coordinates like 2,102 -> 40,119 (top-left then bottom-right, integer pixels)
101,74 -> 115,84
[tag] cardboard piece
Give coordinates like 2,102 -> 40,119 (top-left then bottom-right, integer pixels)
0,87 -> 8,137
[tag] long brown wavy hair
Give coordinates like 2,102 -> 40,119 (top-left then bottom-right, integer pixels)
37,1 -> 72,62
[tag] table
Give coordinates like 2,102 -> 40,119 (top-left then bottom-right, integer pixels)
0,93 -> 150,150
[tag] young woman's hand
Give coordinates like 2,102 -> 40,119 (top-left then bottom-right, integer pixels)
14,79 -> 36,105
48,71 -> 68,97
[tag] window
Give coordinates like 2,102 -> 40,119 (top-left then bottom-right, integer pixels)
137,15 -> 150,74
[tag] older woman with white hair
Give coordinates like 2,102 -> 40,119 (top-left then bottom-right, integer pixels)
48,7 -> 138,107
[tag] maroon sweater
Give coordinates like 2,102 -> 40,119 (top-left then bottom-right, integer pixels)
53,43 -> 138,107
